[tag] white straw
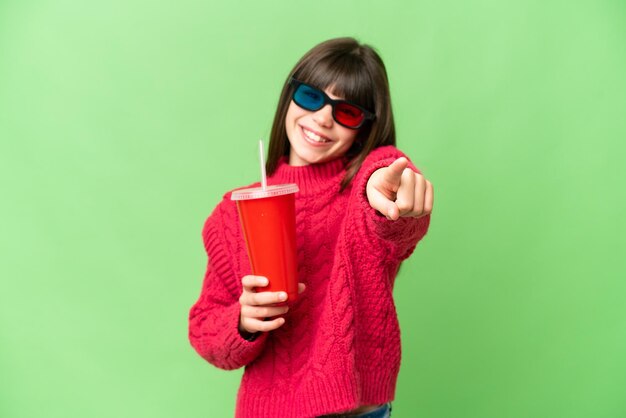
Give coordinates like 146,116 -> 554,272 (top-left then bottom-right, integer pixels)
259,139 -> 267,190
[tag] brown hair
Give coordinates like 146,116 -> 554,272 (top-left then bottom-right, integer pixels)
266,37 -> 396,191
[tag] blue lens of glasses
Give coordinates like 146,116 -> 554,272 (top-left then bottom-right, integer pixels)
293,84 -> 325,111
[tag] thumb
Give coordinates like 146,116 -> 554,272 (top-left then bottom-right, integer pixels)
368,186 -> 401,220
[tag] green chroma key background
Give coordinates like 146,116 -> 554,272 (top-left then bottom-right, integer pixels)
1,1 -> 625,417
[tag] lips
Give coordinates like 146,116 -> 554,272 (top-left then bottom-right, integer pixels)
300,125 -> 332,145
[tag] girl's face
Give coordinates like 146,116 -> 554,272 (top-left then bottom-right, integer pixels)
285,87 -> 359,166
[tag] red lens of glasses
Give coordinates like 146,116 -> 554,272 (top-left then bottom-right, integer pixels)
334,102 -> 365,128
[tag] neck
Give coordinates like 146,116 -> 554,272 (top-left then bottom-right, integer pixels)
268,156 -> 347,195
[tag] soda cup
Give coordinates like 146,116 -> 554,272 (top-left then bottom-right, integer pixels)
231,184 -> 299,304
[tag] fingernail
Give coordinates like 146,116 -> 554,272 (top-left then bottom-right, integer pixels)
278,292 -> 287,301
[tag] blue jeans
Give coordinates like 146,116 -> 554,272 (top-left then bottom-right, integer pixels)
318,403 -> 392,418
354,403 -> 392,418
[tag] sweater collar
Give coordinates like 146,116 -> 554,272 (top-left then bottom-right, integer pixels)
268,156 -> 347,195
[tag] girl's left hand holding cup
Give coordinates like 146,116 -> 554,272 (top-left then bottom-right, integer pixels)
238,275 -> 306,337
366,157 -> 434,221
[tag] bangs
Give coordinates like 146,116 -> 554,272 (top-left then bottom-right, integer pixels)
294,54 -> 375,113
267,37 -> 395,190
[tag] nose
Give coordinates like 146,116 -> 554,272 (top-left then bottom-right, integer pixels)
312,104 -> 333,128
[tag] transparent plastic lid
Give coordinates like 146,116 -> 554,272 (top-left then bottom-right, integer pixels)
231,183 -> 299,200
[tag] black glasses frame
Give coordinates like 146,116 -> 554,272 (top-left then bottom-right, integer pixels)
288,78 -> 375,129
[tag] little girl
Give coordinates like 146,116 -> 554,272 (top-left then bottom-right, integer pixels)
189,37 -> 433,418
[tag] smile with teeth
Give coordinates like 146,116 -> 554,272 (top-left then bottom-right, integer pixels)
302,126 -> 331,143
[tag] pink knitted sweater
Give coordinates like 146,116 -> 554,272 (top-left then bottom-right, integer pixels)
189,146 -> 430,418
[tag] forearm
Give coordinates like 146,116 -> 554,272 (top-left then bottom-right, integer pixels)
189,300 -> 267,370
352,147 -> 431,259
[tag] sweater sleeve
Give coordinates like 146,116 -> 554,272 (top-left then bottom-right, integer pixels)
349,145 -> 431,261
188,202 -> 268,370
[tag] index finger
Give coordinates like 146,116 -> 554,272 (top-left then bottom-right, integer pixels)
382,157 -> 409,186
249,291 -> 288,306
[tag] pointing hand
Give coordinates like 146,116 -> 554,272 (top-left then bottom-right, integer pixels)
366,157 -> 434,221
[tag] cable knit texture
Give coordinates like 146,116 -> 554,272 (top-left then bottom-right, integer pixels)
189,146 -> 431,418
